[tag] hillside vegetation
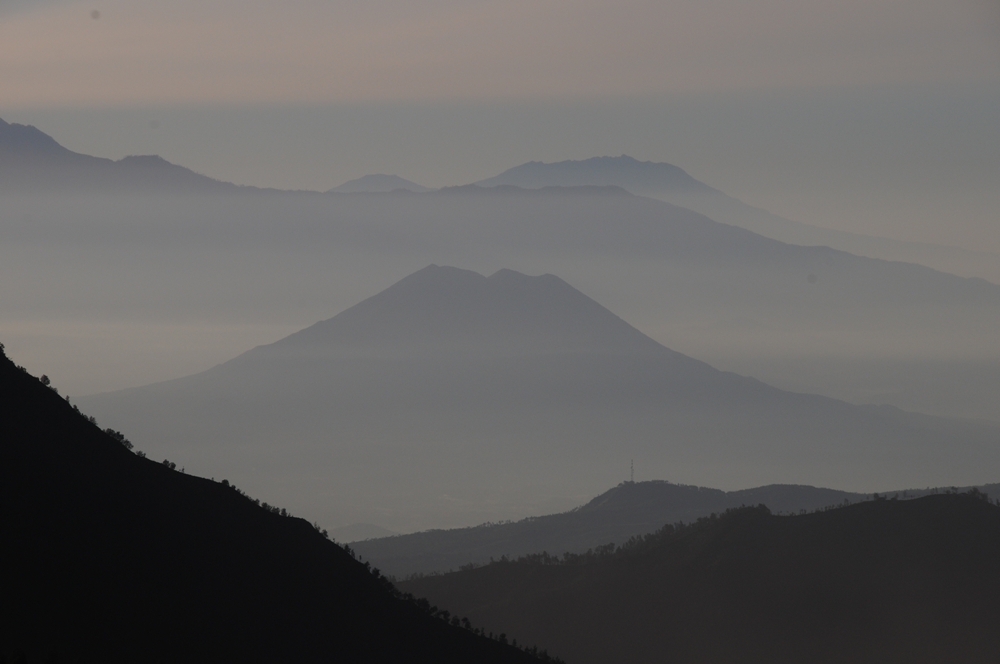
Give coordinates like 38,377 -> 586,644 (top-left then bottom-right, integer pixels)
402,493 -> 1000,664
0,346 -> 552,663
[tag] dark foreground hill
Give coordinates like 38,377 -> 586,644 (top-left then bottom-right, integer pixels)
402,493 -> 1000,664
0,348 -> 551,664
80,265 -> 1000,532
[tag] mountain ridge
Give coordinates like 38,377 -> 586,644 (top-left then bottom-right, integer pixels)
252,265 -> 676,359
330,173 -> 433,193
6,118 -> 995,281
351,478 -> 1000,576
474,155 -> 1000,283
0,117 -> 247,193
475,155 -> 718,195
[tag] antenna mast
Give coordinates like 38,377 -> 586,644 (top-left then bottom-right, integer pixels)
630,459 -> 634,483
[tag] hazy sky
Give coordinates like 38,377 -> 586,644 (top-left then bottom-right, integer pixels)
3,0 -> 999,250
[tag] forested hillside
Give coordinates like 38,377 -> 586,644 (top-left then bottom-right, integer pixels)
0,346 -> 553,663
402,493 -> 1000,664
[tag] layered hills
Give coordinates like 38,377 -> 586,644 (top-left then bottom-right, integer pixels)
0,347 -> 551,663
79,266 -> 1000,532
6,120 -> 1000,421
401,493 -> 1000,664
352,481 -> 867,576
476,155 -> 1000,284
350,480 -> 1000,577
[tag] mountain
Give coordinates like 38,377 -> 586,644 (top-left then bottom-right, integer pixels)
0,117 -> 242,193
78,265 -> 1000,532
0,346 -> 552,663
476,155 -> 716,195
476,155 -> 1000,284
351,481 -> 867,576
351,480 -> 1000,577
330,174 -> 433,193
400,493 -> 1000,664
252,264 -> 669,357
4,120 -> 995,280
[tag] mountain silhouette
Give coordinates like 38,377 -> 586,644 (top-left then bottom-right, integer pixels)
352,479 -> 1000,576
476,155 -> 1000,283
256,265 -> 671,357
401,492 -> 1000,664
0,346 -> 554,663
351,480 -> 866,576
5,119 -> 996,281
330,174 -> 433,193
0,117 -> 241,193
476,155 -> 717,195
79,266 -> 1000,532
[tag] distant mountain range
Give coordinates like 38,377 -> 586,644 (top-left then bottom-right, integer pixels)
401,492 -> 1000,664
329,174 -> 433,193
350,479 -> 1000,577
476,155 -> 1000,284
79,265 -> 1000,532
0,347 -> 549,663
7,118 -> 1000,421
0,117 -> 245,193
476,156 -> 717,195
4,117 -> 996,281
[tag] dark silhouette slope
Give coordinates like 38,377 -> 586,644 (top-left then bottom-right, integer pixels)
0,118 -> 242,193
0,347 -> 551,664
79,266 -> 1000,532
402,494 -> 1000,664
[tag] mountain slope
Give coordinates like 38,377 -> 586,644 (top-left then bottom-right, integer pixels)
476,155 -> 717,195
330,174 -> 432,193
352,479 -> 1000,576
401,493 -> 1000,664
476,155 -> 1000,283
78,266 -> 1000,532
0,118 -> 241,193
255,265 -> 672,357
350,481 -> 868,576
0,347 -> 549,663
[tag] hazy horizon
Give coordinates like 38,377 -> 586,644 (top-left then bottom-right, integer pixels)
2,0 -> 998,253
